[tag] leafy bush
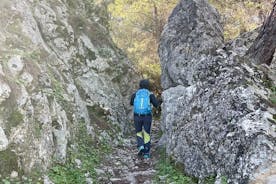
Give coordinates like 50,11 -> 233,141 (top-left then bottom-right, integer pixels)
209,0 -> 273,40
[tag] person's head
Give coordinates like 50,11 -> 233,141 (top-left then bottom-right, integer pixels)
139,79 -> 150,90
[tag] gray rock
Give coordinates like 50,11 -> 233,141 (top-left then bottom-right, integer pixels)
0,0 -> 138,177
159,0 -> 276,183
266,175 -> 276,184
86,177 -> 93,184
159,0 -> 223,89
7,55 -> 24,76
10,171 -> 18,178
0,64 -> 4,76
43,175 -> 54,184
0,127 -> 8,151
0,81 -> 11,104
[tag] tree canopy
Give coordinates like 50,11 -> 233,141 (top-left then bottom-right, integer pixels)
209,0 -> 273,40
108,0 -> 178,92
108,0 -> 274,92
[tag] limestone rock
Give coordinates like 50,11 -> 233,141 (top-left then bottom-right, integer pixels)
10,170 -> 18,178
0,0 -> 138,177
0,127 -> 9,151
0,81 -> 11,104
159,0 -> 223,89
159,0 -> 276,183
8,55 -> 24,76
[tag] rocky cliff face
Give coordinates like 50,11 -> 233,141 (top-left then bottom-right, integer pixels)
159,0 -> 276,183
0,0 -> 138,177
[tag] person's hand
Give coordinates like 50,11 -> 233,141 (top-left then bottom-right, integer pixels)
158,98 -> 163,105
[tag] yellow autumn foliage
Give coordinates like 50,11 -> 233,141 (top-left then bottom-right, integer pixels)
108,0 -> 274,91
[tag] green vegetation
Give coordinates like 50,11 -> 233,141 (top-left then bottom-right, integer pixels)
98,47 -> 113,58
202,174 -> 227,184
48,121 -> 111,183
209,0 -> 273,40
273,114 -> 276,121
51,78 -> 66,104
269,85 -> 276,105
33,121 -> 42,139
108,0 -> 273,93
203,176 -> 216,184
6,110 -> 24,135
262,75 -> 276,107
1,177 -> 34,184
221,175 -> 228,184
154,148 -> 197,184
46,66 -> 68,108
154,148 -> 229,184
108,0 -> 177,91
87,49 -> 97,60
0,149 -> 19,177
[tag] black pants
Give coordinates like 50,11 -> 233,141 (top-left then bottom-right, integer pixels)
134,115 -> 152,155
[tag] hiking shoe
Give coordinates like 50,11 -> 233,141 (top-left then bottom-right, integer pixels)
137,145 -> 144,156
143,154 -> 150,159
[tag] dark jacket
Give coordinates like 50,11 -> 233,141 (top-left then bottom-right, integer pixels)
130,80 -> 159,109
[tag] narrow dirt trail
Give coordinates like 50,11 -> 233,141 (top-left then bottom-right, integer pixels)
96,121 -> 161,184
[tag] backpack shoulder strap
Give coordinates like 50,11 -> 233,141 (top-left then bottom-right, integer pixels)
136,89 -> 152,96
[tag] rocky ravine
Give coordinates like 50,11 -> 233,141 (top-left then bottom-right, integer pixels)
0,0 -> 138,178
159,0 -> 276,183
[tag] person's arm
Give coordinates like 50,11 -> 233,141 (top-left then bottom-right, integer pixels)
150,94 -> 159,108
130,93 -> 135,106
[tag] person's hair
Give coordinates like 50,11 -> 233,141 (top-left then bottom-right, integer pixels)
139,79 -> 150,89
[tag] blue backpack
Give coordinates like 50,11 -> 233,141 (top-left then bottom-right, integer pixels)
134,89 -> 152,115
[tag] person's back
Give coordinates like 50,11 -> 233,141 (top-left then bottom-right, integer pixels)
134,88 -> 152,115
130,79 -> 159,159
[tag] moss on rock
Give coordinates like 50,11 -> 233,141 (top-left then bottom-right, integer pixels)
6,110 -> 23,135
0,148 -> 19,176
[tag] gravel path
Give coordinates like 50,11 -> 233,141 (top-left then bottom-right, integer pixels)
96,122 -> 161,184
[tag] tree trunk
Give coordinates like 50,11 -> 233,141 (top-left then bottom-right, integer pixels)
247,1 -> 276,66
153,3 -> 161,44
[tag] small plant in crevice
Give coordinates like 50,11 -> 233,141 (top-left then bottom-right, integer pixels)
221,175 -> 228,184
51,79 -> 66,103
203,175 -> 227,184
154,148 -> 198,184
98,47 -> 113,58
6,110 -> 24,136
269,85 -> 276,105
154,148 -> 229,184
48,120 -> 112,183
203,176 -> 216,184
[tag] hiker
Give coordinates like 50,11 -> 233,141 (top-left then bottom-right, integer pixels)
130,79 -> 159,159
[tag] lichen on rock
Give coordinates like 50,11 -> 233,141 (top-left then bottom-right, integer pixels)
159,0 -> 276,183
0,0 -> 138,178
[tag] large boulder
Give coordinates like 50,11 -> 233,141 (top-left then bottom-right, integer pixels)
159,0 -> 276,183
0,0 -> 138,176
